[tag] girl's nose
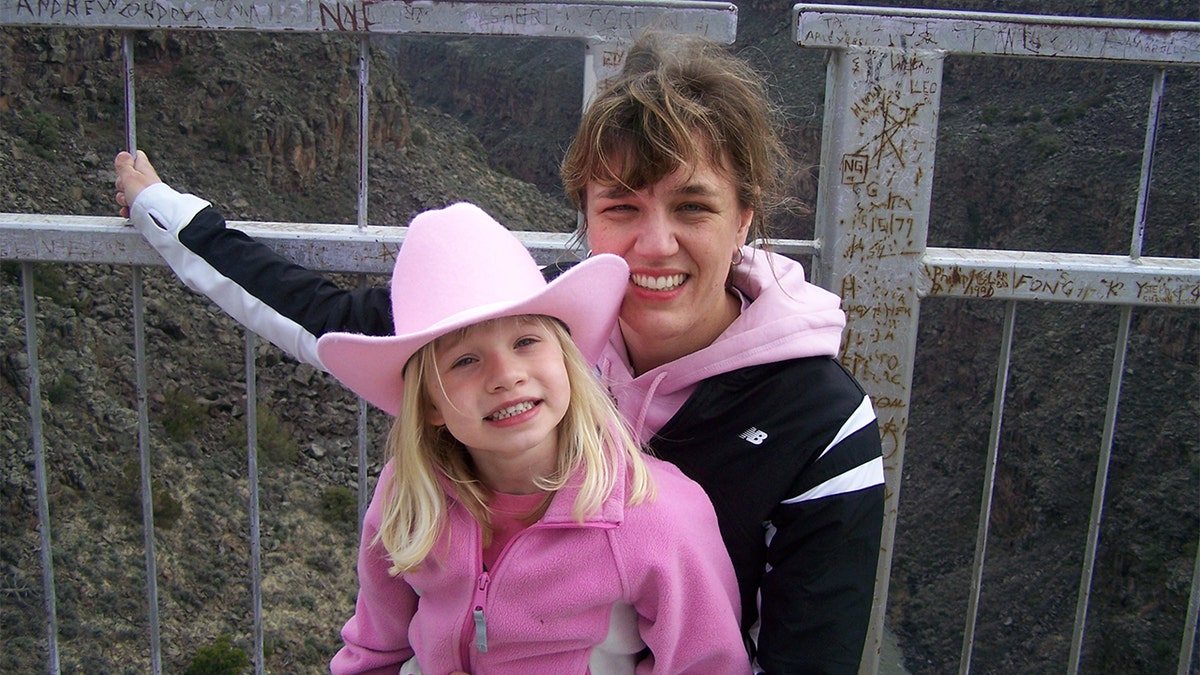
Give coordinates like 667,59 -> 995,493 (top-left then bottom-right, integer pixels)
486,353 -> 525,391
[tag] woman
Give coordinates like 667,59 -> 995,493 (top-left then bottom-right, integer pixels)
116,32 -> 884,674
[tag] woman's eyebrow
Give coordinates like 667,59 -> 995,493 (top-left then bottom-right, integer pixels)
595,184 -> 634,199
677,182 -> 719,198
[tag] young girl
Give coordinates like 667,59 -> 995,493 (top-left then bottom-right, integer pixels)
317,202 -> 748,674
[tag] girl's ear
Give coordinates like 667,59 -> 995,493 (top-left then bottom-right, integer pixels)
426,403 -> 444,427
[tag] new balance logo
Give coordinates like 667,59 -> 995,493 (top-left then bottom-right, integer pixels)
739,427 -> 768,445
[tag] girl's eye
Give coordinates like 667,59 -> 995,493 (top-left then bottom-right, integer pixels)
450,355 -> 477,369
515,336 -> 541,349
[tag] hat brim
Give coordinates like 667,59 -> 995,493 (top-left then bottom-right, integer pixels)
316,253 -> 628,416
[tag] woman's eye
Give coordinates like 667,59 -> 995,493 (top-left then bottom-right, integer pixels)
598,202 -> 635,215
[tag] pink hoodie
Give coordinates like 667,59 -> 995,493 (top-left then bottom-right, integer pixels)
601,247 -> 847,442
332,455 -> 750,675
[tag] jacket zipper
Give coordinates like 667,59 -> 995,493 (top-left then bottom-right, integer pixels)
472,571 -> 491,653
456,501 -> 610,668
464,507 -> 547,664
462,523 -> 544,664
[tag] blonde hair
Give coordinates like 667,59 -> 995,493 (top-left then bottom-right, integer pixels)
375,316 -> 654,573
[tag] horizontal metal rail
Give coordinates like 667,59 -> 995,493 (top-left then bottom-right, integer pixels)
5,214 -> 1196,308
0,0 -> 737,42
0,213 -> 577,270
921,248 -> 1200,307
795,3 -> 1200,64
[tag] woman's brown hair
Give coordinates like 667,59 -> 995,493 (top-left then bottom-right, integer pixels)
562,31 -> 790,243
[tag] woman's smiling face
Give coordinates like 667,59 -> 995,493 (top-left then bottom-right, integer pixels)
584,155 -> 752,374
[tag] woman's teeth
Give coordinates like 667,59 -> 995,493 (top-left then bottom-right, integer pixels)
631,273 -> 686,291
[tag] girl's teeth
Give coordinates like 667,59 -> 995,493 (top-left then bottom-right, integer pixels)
488,401 -> 535,420
632,273 -> 686,291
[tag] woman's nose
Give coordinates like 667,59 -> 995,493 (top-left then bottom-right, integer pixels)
631,209 -> 678,257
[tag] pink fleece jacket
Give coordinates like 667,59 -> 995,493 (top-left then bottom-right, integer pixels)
331,454 -> 749,675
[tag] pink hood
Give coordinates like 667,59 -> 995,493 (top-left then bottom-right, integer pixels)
599,248 -> 846,441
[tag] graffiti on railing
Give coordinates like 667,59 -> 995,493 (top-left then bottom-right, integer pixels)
871,395 -> 906,409
924,261 -> 1200,306
3,0 -> 733,39
9,0 -> 296,25
1136,277 -> 1200,304
13,0 -> 215,23
798,9 -> 1200,65
842,333 -> 909,388
601,47 -> 626,69
923,265 -> 1008,299
834,57 -> 937,384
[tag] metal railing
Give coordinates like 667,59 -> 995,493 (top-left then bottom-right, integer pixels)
0,2 -> 735,673
1,2 -> 1198,674
793,4 -> 1199,674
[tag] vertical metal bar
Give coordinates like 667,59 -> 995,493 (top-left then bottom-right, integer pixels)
1067,305 -> 1133,674
21,263 -> 60,675
130,269 -> 162,674
122,34 -> 162,674
357,397 -> 370,526
355,263 -> 371,524
959,300 -> 1018,674
356,35 -> 372,524
1179,536 -> 1200,675
122,33 -> 136,154
1130,69 -> 1165,261
578,39 -> 605,234
357,35 -> 370,228
244,331 -> 264,675
582,39 -> 602,113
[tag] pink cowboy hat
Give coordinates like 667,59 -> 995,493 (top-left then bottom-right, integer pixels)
316,202 -> 628,416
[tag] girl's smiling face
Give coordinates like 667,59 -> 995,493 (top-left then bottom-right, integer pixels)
425,316 -> 570,493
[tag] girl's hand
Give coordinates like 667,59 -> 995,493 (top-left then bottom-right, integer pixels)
113,150 -> 163,218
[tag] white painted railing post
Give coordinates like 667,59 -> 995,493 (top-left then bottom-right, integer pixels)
811,41 -> 945,674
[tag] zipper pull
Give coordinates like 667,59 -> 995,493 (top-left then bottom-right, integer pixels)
473,572 -> 490,653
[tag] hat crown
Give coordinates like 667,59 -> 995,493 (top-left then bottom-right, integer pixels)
389,204 -> 547,338
315,202 -> 628,416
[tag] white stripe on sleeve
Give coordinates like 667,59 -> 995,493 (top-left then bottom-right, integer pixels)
817,395 -> 877,460
782,457 -> 884,504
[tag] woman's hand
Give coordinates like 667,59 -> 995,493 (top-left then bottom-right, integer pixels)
113,150 -> 162,218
